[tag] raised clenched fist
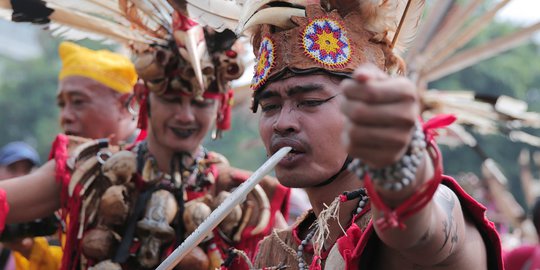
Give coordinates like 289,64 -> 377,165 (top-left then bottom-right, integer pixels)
341,64 -> 420,169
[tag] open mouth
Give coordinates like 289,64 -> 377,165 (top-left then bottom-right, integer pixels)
285,148 -> 301,158
278,147 -> 305,167
64,131 -> 78,136
170,127 -> 198,138
271,138 -> 308,167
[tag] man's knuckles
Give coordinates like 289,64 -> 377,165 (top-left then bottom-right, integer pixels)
348,127 -> 410,149
342,80 -> 383,103
394,110 -> 417,127
342,101 -> 417,128
341,79 -> 366,99
342,77 -> 418,106
341,100 -> 368,122
347,147 -> 403,168
394,77 -> 418,98
353,63 -> 388,81
346,125 -> 413,168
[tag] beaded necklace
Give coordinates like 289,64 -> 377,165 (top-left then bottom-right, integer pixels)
296,188 -> 369,270
135,141 -> 214,191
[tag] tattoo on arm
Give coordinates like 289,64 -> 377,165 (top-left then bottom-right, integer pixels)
413,229 -> 430,247
436,187 -> 458,254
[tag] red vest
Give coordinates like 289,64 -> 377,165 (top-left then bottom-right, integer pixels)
335,176 -> 504,270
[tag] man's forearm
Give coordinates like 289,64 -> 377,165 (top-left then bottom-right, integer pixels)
371,153 -> 467,266
371,152 -> 435,247
3,161 -> 61,223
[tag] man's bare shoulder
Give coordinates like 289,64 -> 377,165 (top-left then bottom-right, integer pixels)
371,185 -> 489,270
372,219 -> 487,269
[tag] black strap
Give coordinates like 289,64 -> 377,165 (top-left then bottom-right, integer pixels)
0,249 -> 11,269
313,156 -> 353,187
221,248 -> 238,268
10,0 -> 53,24
171,153 -> 189,247
342,188 -> 367,201
113,149 -> 191,263
112,186 -> 158,263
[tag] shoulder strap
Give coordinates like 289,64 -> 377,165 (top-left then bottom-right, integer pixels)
0,249 -> 10,269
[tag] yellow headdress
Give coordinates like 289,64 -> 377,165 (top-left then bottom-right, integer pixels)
58,42 -> 137,94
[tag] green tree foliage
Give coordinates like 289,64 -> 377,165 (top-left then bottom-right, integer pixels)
0,20 -> 538,190
0,33 -> 61,160
429,22 -> 540,206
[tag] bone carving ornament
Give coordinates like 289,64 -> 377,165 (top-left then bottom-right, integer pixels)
137,189 -> 179,268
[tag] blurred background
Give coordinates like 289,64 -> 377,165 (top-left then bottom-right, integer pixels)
0,0 -> 539,215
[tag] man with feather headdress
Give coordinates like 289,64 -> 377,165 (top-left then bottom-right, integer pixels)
0,1 -> 290,269
228,0 -> 504,269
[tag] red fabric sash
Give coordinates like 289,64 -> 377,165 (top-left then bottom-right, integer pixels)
0,189 -> 9,234
48,134 -> 83,270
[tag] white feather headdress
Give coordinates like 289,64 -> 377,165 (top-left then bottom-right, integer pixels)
0,0 -> 246,99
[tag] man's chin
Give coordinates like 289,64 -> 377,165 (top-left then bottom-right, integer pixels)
164,137 -> 201,154
275,168 -> 312,188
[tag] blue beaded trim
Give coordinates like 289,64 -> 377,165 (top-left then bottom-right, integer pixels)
302,18 -> 351,68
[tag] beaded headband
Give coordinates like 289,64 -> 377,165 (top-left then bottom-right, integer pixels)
242,1 -> 423,112
251,5 -> 397,90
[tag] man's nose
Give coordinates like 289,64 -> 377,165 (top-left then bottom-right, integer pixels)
59,106 -> 75,126
173,103 -> 196,123
272,104 -> 300,135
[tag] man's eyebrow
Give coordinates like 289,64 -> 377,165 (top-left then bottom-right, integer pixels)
57,90 -> 90,102
257,83 -> 325,101
286,84 -> 324,96
257,89 -> 281,101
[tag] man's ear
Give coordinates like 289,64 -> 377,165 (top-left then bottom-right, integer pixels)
118,93 -> 133,115
117,93 -> 141,123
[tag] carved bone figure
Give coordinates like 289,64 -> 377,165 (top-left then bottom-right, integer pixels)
137,189 -> 179,267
